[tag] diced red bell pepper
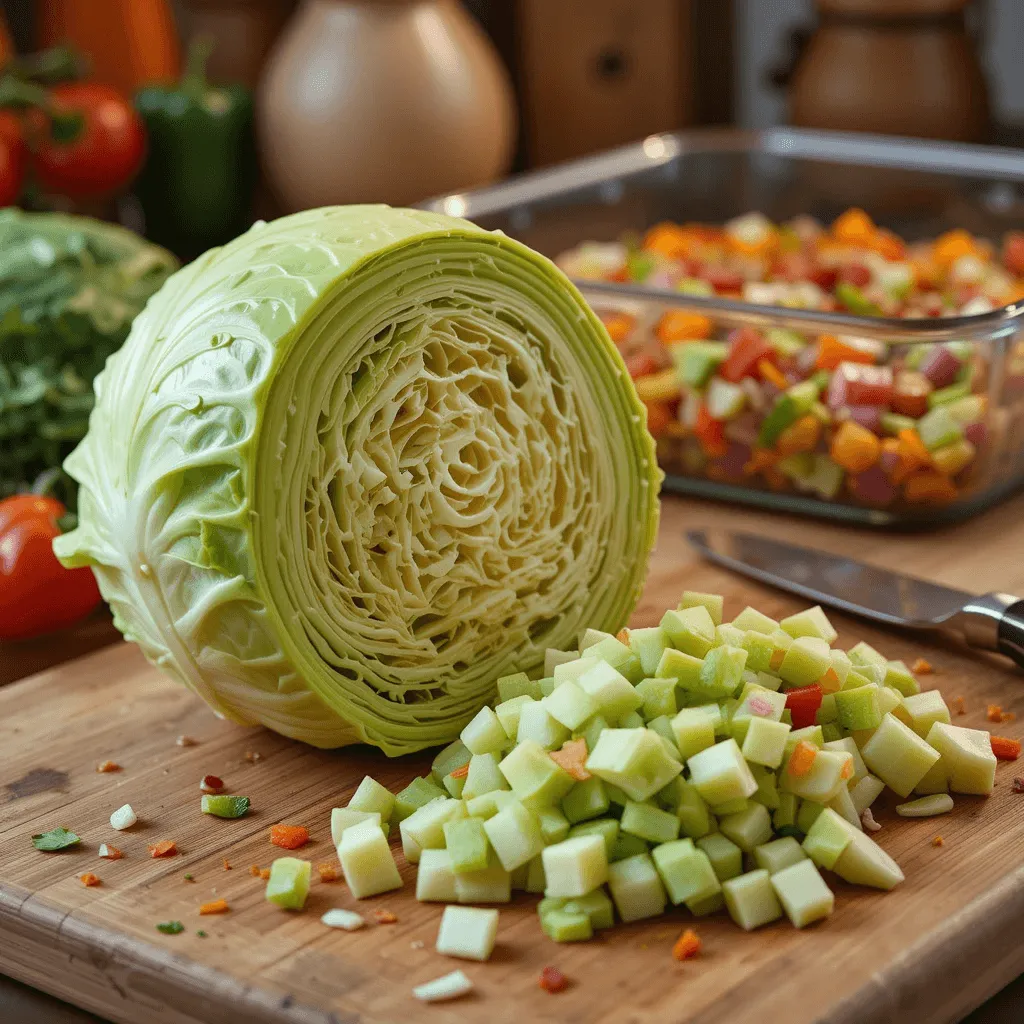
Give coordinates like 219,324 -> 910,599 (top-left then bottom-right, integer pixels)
840,263 -> 871,287
720,327 -> 771,383
809,266 -> 839,291
703,266 -> 745,294
827,363 -> 894,409
785,684 -> 824,729
695,402 -> 727,457
624,350 -> 660,379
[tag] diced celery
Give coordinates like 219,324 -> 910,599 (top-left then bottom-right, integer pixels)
568,818 -> 620,857
778,636 -> 831,688
699,645 -> 749,700
542,835 -> 609,898
620,800 -> 679,844
453,851 -> 512,904
671,707 -> 717,760
265,857 -> 312,910
541,652 -> 578,681
628,626 -> 670,677
834,685 -> 882,732
780,606 -> 838,644
541,908 -> 592,942
718,802 -> 774,852
393,776 -> 447,823
801,808 -> 854,870
688,739 -> 758,806
461,705 -> 509,756
525,853 -> 547,894
696,832 -> 743,881
652,839 -> 721,905
537,805 -> 570,844
781,749 -> 852,803
833,829 -> 904,891
902,690 -> 951,738
495,695 -> 535,740
895,794 -> 954,817
828,783 -> 861,828
861,714 -> 941,797
482,800 -> 544,871
771,859 -> 834,928
656,647 -> 704,690
610,832 -> 650,862
796,799 -> 825,835
850,774 -> 886,813
750,763 -> 781,811
416,848 -> 458,902
401,797 -> 467,851
636,677 -> 678,722
884,660 -> 920,697
926,722 -> 996,795
338,820 -> 402,899
754,836 -> 807,875
773,791 -> 799,830
499,740 -> 575,807
674,779 -> 717,839
516,700 -> 571,750
680,591 -> 725,625
498,671 -> 544,702
444,818 -> 491,874
607,853 -> 667,922
562,776 -> 610,824
620,710 -> 645,729
585,728 -> 682,802
733,606 -> 780,635
577,660 -> 644,721
676,340 -> 727,388
722,869 -> 783,930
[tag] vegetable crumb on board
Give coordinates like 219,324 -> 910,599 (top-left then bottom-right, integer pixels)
184,873 -> 195,882
539,967 -> 569,994
200,774 -> 224,794
861,808 -> 881,832
672,929 -> 702,961
1012,778 -> 1024,794
259,868 -> 270,881
156,921 -> 184,934
196,930 -> 208,938
413,970 -> 473,1003
109,804 -> 137,831
912,658 -> 933,674
952,696 -> 966,716
176,735 -> 197,747
249,865 -> 262,877
991,736 -> 1022,761
932,836 -> 945,847
199,899 -> 229,915
321,909 -> 366,931
96,761 -> 121,773
373,909 -> 398,925
148,840 -> 178,858
244,751 -> 262,763
317,863 -> 339,882
987,705 -> 1007,723
98,844 -> 122,860
410,940 -> 424,950
223,859 -> 232,870
79,873 -> 101,887
270,825 -> 310,850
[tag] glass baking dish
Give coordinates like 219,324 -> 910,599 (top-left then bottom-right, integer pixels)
421,128 -> 1024,526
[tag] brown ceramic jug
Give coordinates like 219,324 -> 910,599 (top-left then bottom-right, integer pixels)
257,0 -> 515,210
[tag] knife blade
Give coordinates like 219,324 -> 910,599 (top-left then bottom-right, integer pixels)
686,529 -> 1024,669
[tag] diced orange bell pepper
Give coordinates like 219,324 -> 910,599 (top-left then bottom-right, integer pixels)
991,736 -> 1021,761
643,399 -> 675,439
869,229 -> 906,262
903,470 -> 958,505
695,403 -> 727,458
830,420 -> 881,474
199,898 -> 230,915
270,825 -> 310,850
624,350 -> 660,379
657,309 -> 714,344
601,312 -> 635,346
672,928 -> 702,961
896,428 -> 932,469
880,438 -> 915,485
757,358 -> 789,391
743,447 -> 779,476
643,223 -> 693,261
816,334 -> 877,371
550,738 -> 591,781
1004,280 -> 1024,304
787,741 -> 818,777
933,229 -> 978,269
833,208 -> 876,244
775,414 -> 821,457
634,368 -> 681,403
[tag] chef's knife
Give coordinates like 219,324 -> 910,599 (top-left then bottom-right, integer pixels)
686,529 -> 1024,669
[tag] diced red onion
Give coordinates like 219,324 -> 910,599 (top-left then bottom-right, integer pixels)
919,346 -> 961,388
965,421 -> 988,448
847,405 -> 882,433
849,466 -> 896,506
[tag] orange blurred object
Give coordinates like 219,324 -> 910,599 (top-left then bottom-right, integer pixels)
38,0 -> 180,95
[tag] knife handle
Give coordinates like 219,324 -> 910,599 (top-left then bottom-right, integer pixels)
957,593 -> 1024,670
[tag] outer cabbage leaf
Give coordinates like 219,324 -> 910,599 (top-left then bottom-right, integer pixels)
55,206 -> 661,754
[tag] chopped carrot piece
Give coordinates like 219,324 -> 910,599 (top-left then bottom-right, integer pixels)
775,414 -> 821,457
317,863 -> 340,882
833,208 -> 875,244
96,761 -> 121,773
270,825 -> 310,850
600,312 -> 634,346
898,429 -> 932,468
787,741 -> 818,777
79,873 -> 101,887
815,334 -> 876,371
223,859 -> 232,871
373,909 -> 398,924
991,736 -> 1021,761
987,705 -> 1005,723
840,759 -> 854,780
952,695 -> 965,716
259,868 -> 271,881
449,762 -> 470,780
199,899 -> 229,915
672,928 -> 702,961
933,229 -> 977,268
644,222 -> 693,261
830,420 -> 881,474
98,844 -> 122,860
914,658 -> 933,675
757,358 -> 789,391
744,447 -> 779,476
550,738 -> 591,781
148,841 -> 178,858
695,402 -> 727,458
616,629 -> 630,643
249,865 -> 262,878
870,229 -> 906,262
904,470 -> 958,505
819,667 -> 842,695
539,966 -> 569,993
932,836 -> 945,847
770,648 -> 785,671
1004,712 -> 1017,722
656,309 -> 714,344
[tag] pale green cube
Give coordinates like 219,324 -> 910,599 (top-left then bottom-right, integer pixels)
465,790 -> 516,820
687,891 -> 726,917
432,740 -> 473,786
562,776 -> 609,824
780,606 -> 838,644
781,750 -> 852,803
823,737 -> 867,782
883,659 -> 920,697
499,740 -> 574,807
610,832 -> 650,862
750,763 -> 781,811
543,650 -> 579,679
833,829 -> 904,890
661,605 -> 716,658
783,725 -> 825,760
834,685 -> 882,731
338,819 -> 402,899
401,797 -> 466,850
723,869 -> 783,930
463,752 -> 509,801
498,671 -> 544,702
435,906 -> 499,962
672,779 -> 716,840
444,817 -> 491,874
568,818 -> 620,858
712,797 -> 752,816
646,715 -> 681,759
554,657 -> 597,683
541,907 -> 592,942
926,722 -> 996,795
562,887 -> 615,930
620,800 -> 679,844
516,700 -> 570,751
525,853 -> 547,893
393,776 -> 447,822
461,705 -> 509,756
542,834 -> 609,898
652,838 -> 721,905
580,628 -> 615,651
735,685 -> 787,721
754,836 -> 807,874
416,848 -> 458,902
629,626 -> 670,676
680,590 -> 724,625
828,648 -> 852,688
850,773 -> 886,813
402,829 -> 422,865
770,858 -> 834,928
539,677 -> 557,697
742,717 -> 791,769
699,644 -> 749,700
671,707 -> 717,761
903,690 -> 952,738
778,636 -> 831,688
732,606 -> 779,634
331,808 -> 383,847
655,647 -> 704,690
585,728 -> 682,802
773,791 -> 799,830
607,853 -> 667,922
716,623 -> 746,648
348,776 -> 395,822
544,680 -> 598,731
718,801 -> 773,852
801,807 -> 854,870
495,695 -> 536,740
741,630 -> 776,673
828,783 -> 861,828
849,640 -> 887,670
574,713 -> 609,753
636,677 -> 678,722
696,832 -> 743,881
913,759 -> 950,796
587,635 -> 644,684
862,714 -> 941,798
265,857 -> 311,910
453,851 -> 512,904
537,806 -> 571,845
620,710 -> 645,729
687,739 -> 758,806
796,799 -> 825,834
443,771 -> 466,799
577,660 -> 643,721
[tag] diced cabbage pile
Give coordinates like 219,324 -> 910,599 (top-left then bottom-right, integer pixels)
327,594 -> 998,938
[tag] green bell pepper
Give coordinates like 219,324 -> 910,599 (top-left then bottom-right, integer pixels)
135,38 -> 256,258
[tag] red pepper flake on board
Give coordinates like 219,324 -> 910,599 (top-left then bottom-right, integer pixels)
912,658 -> 933,674
952,696 -> 966,716
539,967 -> 569,994
317,863 -> 340,882
148,841 -> 178,858
79,873 -> 101,887
1012,778 -> 1024,794
96,760 -> 121,773
373,909 -> 398,925
200,774 -> 224,794
672,928 -> 702,961
199,899 -> 229,915
98,844 -> 122,860
270,825 -> 310,850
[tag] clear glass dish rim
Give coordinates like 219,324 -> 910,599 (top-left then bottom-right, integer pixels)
423,126 -> 1024,347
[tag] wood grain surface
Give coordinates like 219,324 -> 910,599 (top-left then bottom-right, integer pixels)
2,494 -> 1023,1024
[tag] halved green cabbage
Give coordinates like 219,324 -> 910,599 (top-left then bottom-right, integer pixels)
55,206 -> 660,754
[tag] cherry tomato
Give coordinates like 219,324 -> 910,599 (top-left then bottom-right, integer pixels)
0,111 -> 25,206
30,83 -> 145,199
0,495 -> 101,641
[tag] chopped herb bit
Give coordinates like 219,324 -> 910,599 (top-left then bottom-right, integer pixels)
32,828 -> 81,851
184,873 -> 195,882
199,899 -> 229,915
201,794 -> 250,819
373,909 -> 398,924
196,930 -> 208,938
96,761 -> 121,773
672,928 -> 702,961
539,966 -> 569,994
200,774 -> 225,794
79,873 -> 101,887
176,735 -> 197,747
270,824 -> 309,850
156,921 -> 185,934
148,840 -> 178,858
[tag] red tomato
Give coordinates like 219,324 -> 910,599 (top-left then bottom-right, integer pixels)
809,266 -> 839,291
625,350 -> 660,378
719,327 -> 770,383
30,83 -> 145,199
0,111 -> 25,206
0,495 -> 102,641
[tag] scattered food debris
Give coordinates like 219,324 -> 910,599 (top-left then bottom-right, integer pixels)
373,909 -> 398,925
148,841 -> 178,858
156,921 -> 184,934
449,763 -> 470,780
991,736 -> 1022,761
201,795 -> 250,818
912,658 -> 933,674
413,970 -> 473,1003
199,899 -> 229,915
196,930 -> 208,938
79,873 -> 101,887
244,751 -> 262,763
410,940 -> 425,950
259,868 -> 270,881
249,865 -> 262,878
96,761 -> 121,773
321,908 -> 366,931
932,836 -> 945,847
98,844 -> 122,860
952,696 -> 966,716
184,873 -> 195,883
317,863 -> 339,882
176,735 -> 197,747
32,828 -> 81,852
861,808 -> 882,833
223,859 -> 232,871
270,825 -> 310,850
672,929 -> 702,961
539,966 -> 569,994
616,628 -> 630,643
109,804 -> 137,831
987,705 -> 1006,723
200,775 -> 224,794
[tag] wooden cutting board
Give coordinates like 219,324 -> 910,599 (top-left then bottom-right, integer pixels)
2,496 -> 1023,1024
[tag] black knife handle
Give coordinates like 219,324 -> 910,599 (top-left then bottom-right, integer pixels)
997,600 -> 1024,670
